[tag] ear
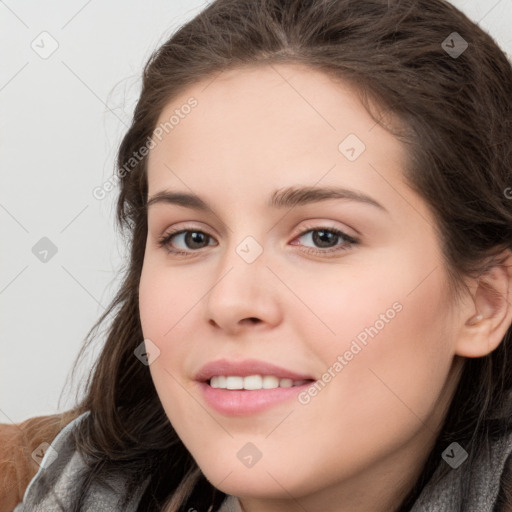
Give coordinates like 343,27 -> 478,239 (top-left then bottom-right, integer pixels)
455,250 -> 512,358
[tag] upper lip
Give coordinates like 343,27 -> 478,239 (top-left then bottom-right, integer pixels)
194,358 -> 315,382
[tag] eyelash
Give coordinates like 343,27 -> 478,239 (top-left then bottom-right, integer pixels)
156,224 -> 359,258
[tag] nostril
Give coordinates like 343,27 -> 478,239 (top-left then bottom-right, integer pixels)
242,317 -> 260,325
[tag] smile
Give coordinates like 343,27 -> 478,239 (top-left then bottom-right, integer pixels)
209,375 -> 310,390
195,358 -> 316,415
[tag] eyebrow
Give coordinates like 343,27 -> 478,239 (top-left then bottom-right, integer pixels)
146,185 -> 388,213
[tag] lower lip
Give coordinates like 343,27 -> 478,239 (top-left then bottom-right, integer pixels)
198,381 -> 313,416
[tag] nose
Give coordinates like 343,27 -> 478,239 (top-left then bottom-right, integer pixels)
203,241 -> 282,334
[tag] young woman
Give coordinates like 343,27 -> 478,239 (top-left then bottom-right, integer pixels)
11,0 -> 512,510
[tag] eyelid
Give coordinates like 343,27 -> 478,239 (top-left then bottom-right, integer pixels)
158,219 -> 357,240
293,221 -> 358,241
157,220 -> 359,257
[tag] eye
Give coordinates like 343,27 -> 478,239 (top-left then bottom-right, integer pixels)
157,224 -> 359,257
291,225 -> 358,256
157,227 -> 215,255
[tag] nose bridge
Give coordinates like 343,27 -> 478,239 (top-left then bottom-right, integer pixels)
212,233 -> 267,300
204,231 -> 280,328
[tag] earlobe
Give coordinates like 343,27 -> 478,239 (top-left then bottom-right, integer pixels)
455,251 -> 512,358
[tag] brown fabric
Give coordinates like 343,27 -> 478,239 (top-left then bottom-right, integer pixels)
0,411 -> 80,512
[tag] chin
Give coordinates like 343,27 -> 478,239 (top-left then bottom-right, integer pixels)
197,456 -> 308,499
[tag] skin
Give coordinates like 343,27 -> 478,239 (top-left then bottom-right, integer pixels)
138,63 -> 512,512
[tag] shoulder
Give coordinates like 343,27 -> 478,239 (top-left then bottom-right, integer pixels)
495,444 -> 512,511
411,427 -> 512,512
7,411 -> 89,512
12,411 -> 150,512
0,410 -> 79,512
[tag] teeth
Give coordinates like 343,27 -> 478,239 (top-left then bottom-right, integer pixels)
262,375 -> 279,389
226,376 -> 244,389
244,375 -> 263,389
209,375 -> 308,390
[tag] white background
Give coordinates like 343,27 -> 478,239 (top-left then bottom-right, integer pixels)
1,0 -> 511,424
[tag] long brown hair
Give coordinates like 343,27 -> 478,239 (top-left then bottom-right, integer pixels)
47,0 -> 512,510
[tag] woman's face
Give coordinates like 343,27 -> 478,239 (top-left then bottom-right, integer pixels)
139,64 -> 464,510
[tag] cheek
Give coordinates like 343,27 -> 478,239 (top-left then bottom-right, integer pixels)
304,268 -> 454,449
138,256 -> 198,341
138,259 -> 207,414
284,290 -> 454,490
139,263 -> 179,392
305,245 -> 453,404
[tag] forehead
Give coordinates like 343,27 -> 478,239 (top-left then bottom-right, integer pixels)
151,63 -> 395,147
146,63 -> 408,208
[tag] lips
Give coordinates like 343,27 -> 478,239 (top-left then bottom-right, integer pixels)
194,358 -> 316,415
194,358 -> 315,383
